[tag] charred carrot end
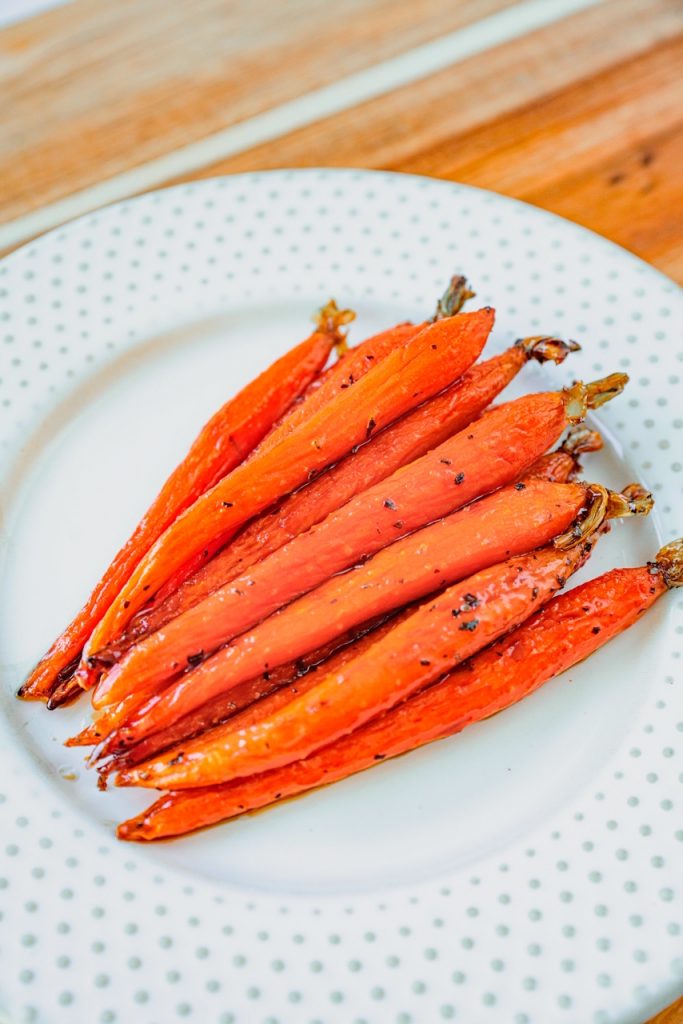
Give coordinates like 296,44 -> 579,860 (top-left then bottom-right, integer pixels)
432,275 -> 475,320
46,677 -> 82,710
554,482 -> 653,549
653,538 -> 683,588
563,373 -> 629,422
515,336 -> 581,364
313,299 -> 355,355
560,424 -> 604,456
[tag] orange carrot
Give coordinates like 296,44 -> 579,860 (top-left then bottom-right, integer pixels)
117,336 -> 579,651
116,527 -> 606,789
258,275 -> 472,453
77,308 -> 494,676
18,304 -> 348,702
76,425 -> 597,753
103,481 -> 648,754
93,373 -> 625,713
119,539 -> 683,840
105,279 -> 473,633
97,614 -> 401,778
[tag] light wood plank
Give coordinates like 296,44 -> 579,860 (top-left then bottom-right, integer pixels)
649,998 -> 683,1024
189,0 -> 682,280
0,0 -> 518,222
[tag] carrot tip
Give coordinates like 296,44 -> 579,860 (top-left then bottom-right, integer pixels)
313,300 -> 356,350
432,275 -> 475,321
563,373 -> 629,422
654,538 -> 683,588
560,424 -> 604,456
516,336 -> 581,365
607,483 -> 655,520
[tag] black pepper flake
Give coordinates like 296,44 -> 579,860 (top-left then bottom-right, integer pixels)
295,658 -> 307,677
556,575 -> 566,587
459,619 -> 479,632
451,608 -> 461,617
514,482 -> 526,491
123,600 -> 130,609
143,585 -> 150,591
365,353 -> 375,360
373,753 -> 386,761
532,587 -> 539,598
462,593 -> 479,609
366,417 -> 376,437
187,651 -> 204,667
222,501 -> 234,508
454,472 -> 465,485
439,458 -> 452,465
420,658 -> 431,666
582,605 -> 591,612
168,752 -> 184,766
203,548 -> 209,558
393,520 -> 404,529
263,671 -> 271,681
431,344 -> 438,350
467,433 -> 474,439
383,498 -> 397,510
592,626 -> 601,635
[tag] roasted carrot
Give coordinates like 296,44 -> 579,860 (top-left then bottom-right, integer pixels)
76,308 -> 494,680
18,304 -> 349,702
102,482 -> 648,754
119,539 -> 683,840
116,522 -> 609,789
116,335 -> 580,652
527,424 -> 603,482
76,426 -> 598,754
93,372 -> 626,712
96,614 -> 402,781
95,473 -> 649,730
259,274 -> 472,453
102,278 -> 473,637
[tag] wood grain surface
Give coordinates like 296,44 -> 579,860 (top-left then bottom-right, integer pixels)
0,1 -> 681,1019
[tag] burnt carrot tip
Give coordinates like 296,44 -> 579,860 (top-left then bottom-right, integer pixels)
560,424 -> 604,456
313,299 -> 356,350
562,372 -> 629,422
555,481 -> 653,551
516,336 -> 581,364
606,483 -> 654,520
432,275 -> 475,321
654,538 -> 683,588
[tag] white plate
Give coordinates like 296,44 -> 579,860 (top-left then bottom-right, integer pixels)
0,170 -> 681,1024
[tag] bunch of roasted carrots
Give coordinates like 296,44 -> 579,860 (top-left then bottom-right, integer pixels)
19,276 -> 681,841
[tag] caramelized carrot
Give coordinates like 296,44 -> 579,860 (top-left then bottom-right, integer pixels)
77,307 -> 494,679
19,305 -> 348,702
101,278 -> 473,641
119,540 -> 683,840
94,373 -> 626,713
259,274 -> 472,453
116,527 -> 606,789
97,615 -> 401,779
118,336 -> 579,651
77,425 -> 597,754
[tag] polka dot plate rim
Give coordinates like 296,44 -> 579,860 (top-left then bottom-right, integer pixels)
0,169 -> 681,1024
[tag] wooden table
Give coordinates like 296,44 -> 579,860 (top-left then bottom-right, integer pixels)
0,1 -> 681,1020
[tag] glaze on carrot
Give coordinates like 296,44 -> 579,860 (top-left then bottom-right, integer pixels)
116,336 -> 580,652
81,426 -> 597,755
96,614 -> 402,780
118,540 -> 683,840
116,528 -> 606,789
18,304 -> 349,702
93,373 -> 626,713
